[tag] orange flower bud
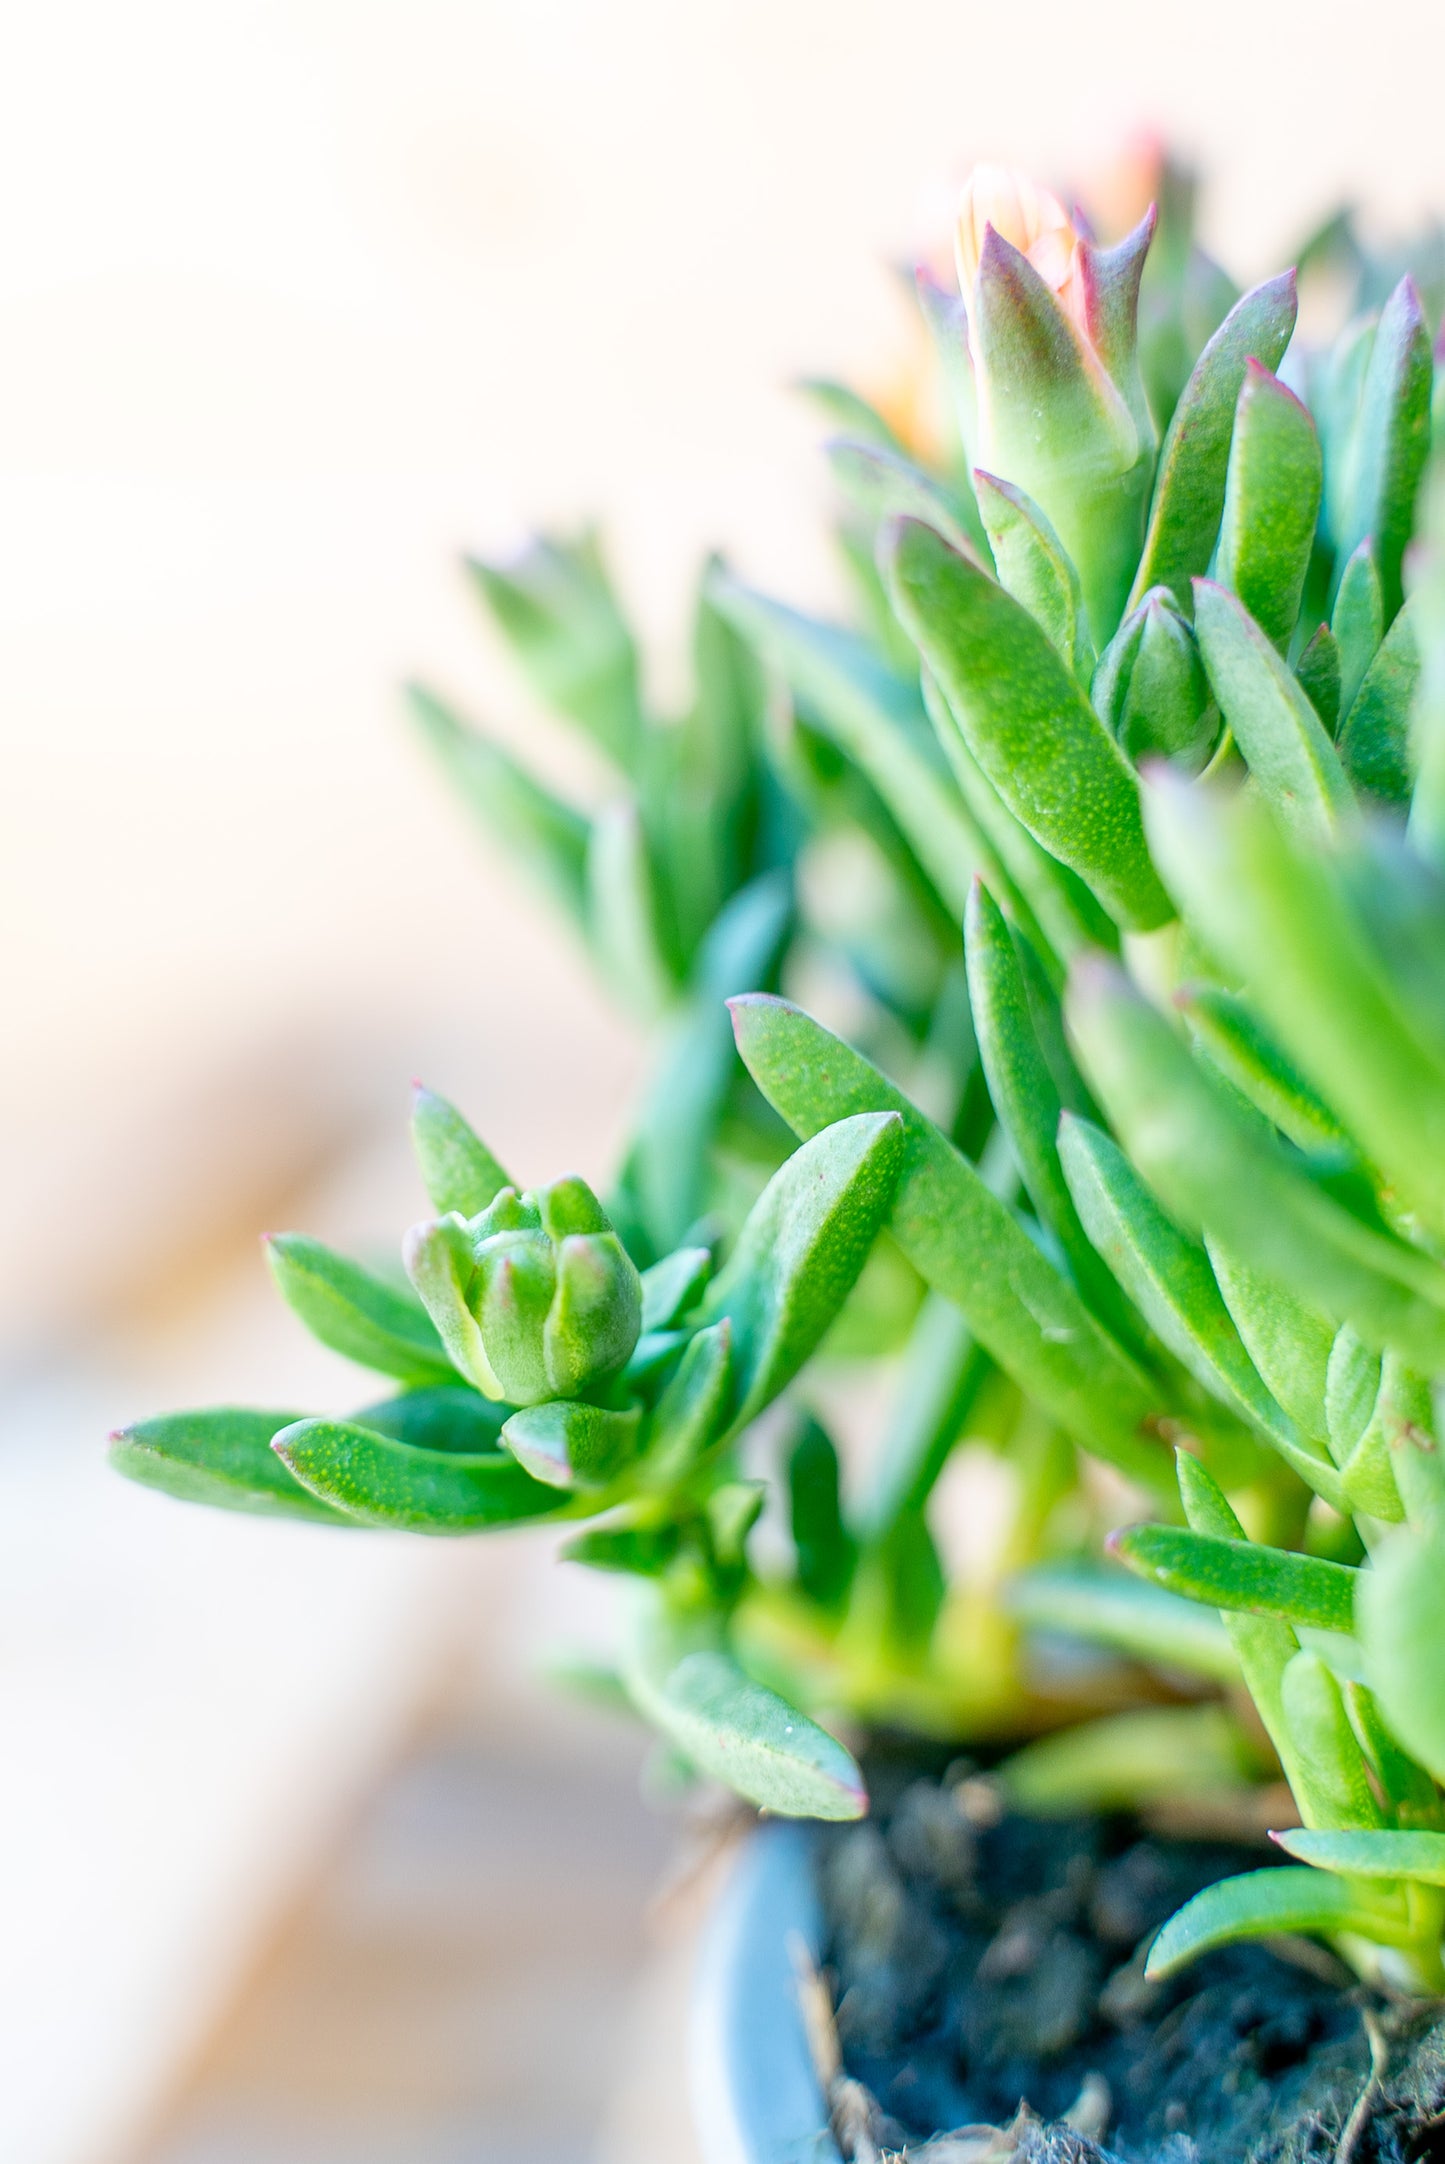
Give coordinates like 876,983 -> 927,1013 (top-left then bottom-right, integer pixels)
955,164 -> 1086,336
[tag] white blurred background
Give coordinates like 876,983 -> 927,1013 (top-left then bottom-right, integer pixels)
3,4 -> 1442,2159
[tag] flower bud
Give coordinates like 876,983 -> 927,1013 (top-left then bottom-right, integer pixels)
955,164 -> 1085,337
1092,585 -> 1219,772
407,1175 -> 642,1406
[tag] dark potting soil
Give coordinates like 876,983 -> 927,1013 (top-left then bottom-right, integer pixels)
815,1755 -> 1445,2164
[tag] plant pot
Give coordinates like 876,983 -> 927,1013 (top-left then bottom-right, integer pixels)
691,1821 -> 837,2164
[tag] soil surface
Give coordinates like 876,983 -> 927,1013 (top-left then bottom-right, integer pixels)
815,1751 -> 1445,2164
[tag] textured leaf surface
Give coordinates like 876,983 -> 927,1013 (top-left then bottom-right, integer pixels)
1333,276 -> 1433,622
1338,603 -> 1419,806
1112,1524 -> 1356,1633
625,1633 -> 866,1819
1130,273 -> 1297,612
500,1401 -> 641,1490
1215,362 -> 1321,651
701,1111 -> 905,1429
885,519 -> 1172,931
411,1086 -> 512,1219
109,1407 -> 351,1524
266,1234 -> 455,1383
273,1415 -> 561,1532
730,995 -> 1171,1489
1274,1829 -> 1445,1882
1192,581 -> 1353,839
1145,1868 -> 1396,1979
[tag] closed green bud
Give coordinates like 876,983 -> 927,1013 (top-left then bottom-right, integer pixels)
1092,585 -> 1218,771
406,1176 -> 642,1405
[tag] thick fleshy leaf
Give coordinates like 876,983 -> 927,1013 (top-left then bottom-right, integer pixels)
730,994 -> 1172,1491
1005,1562 -> 1236,1681
1206,1245 -> 1333,1447
586,798 -> 673,1016
1092,587 -> 1217,771
797,377 -> 907,454
971,226 -> 1146,641
1280,1647 -> 1383,1829
1056,1116 -> 1338,1499
1067,956 -> 1445,1369
500,1401 -> 641,1490
403,1214 -> 499,1397
859,1294 -> 986,1539
1274,1829 -> 1445,1882
407,686 -> 590,928
411,1086 -> 511,1219
1295,623 -> 1341,733
788,1417 -> 856,1608
109,1407 -> 352,1524
1178,985 -> 1347,1153
643,1319 -> 734,1483
1192,580 -> 1354,840
827,438 -> 977,560
272,1415 -> 561,1532
1144,772 -> 1445,1242
355,1386 -> 510,1454
1130,273 -> 1298,613
1358,1526 -> 1445,1784
560,1520 -> 680,1577
1332,543 -> 1384,719
639,1246 -> 712,1334
920,672 -> 1115,963
624,1629 -> 866,1819
884,518 -> 1172,932
701,1111 -> 905,1430
467,531 -> 643,767
710,575 -> 983,918
266,1233 -> 455,1384
1331,276 -> 1433,623
1215,362 -> 1321,652
972,470 -> 1090,677
1331,1350 -> 1415,1522
1111,1523 -> 1356,1633
1338,602 -> 1419,806
966,883 -> 1141,1347
1144,1868 -> 1402,1980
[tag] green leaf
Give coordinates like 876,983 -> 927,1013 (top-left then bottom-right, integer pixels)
1001,1704 -> 1250,1817
1192,580 -> 1354,840
586,798 -> 674,1017
860,1294 -> 987,1540
827,437 -> 978,560
560,1520 -> 681,1577
1295,624 -> 1342,733
1332,276 -> 1433,623
972,469 -> 1091,678
966,882 -> 1141,1347
639,1246 -> 712,1334
1338,602 -> 1419,806
1331,542 -> 1384,719
788,1417 -> 855,1608
971,226 -> 1147,641
1144,1867 -> 1400,1980
266,1233 -> 455,1384
1092,587 -> 1218,772
1005,1562 -> 1237,1681
700,1111 -> 905,1430
355,1385 -> 510,1453
407,685 -> 590,928
797,376 -> 908,454
468,531 -> 643,767
500,1401 -> 642,1490
1112,1523 -> 1356,1633
920,672 -> 1115,962
1130,272 -> 1298,613
1207,1245 -> 1333,1447
708,575 -> 983,919
108,1407 -> 353,1525
1274,1829 -> 1445,1882
1145,772 -> 1445,1243
1333,1349 -> 1414,1522
1280,1646 -> 1383,1828
1215,362 -> 1321,652
411,1086 -> 512,1219
1358,1525 -> 1445,1784
1057,1116 -> 1338,1498
272,1415 -> 561,1532
403,1214 -> 500,1397
730,995 -> 1172,1491
642,1319 -> 734,1484
884,518 -> 1173,932
623,1631 -> 866,1820
1067,955 -> 1445,1370
1178,985 -> 1347,1154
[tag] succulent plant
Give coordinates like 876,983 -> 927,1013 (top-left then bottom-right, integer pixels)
113,145 -> 1445,1994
